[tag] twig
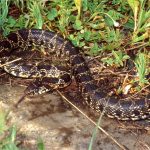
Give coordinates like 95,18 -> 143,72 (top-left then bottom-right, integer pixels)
126,43 -> 148,51
0,58 -> 22,67
57,90 -> 127,150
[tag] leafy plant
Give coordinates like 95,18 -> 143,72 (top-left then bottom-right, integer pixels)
134,53 -> 148,86
0,1 -> 149,149
57,1 -> 73,33
0,108 -> 7,134
11,0 -> 24,11
0,0 -> 9,27
127,0 -> 150,42
47,8 -> 58,21
26,0 -> 44,29
0,126 -> 19,150
102,50 -> 130,67
0,108 -> 18,150
37,138 -> 45,150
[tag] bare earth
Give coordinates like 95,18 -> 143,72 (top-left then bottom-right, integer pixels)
0,84 -> 150,150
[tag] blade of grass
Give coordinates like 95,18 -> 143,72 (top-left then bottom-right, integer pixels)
0,0 -> 9,27
37,138 -> 45,150
0,106 -> 7,134
27,0 -> 44,29
88,109 -> 104,150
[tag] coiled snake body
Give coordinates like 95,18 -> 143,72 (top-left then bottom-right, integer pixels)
0,29 -> 150,120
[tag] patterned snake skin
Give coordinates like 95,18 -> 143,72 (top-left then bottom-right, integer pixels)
0,29 -> 150,120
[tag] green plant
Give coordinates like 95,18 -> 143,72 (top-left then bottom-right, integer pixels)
0,108 -> 7,134
102,50 -> 130,67
0,126 -> 18,150
0,0 -> 9,27
11,0 -> 24,11
26,0 -> 45,29
0,1 -> 149,149
37,138 -> 45,150
0,108 -> 18,150
134,53 -> 148,86
0,107 -> 46,150
127,0 -> 150,42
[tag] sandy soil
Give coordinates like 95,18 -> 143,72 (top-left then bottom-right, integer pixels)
0,83 -> 150,150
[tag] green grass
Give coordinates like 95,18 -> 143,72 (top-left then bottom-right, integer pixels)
0,0 -> 149,149
0,108 -> 18,150
127,0 -> 150,42
134,52 -> 149,86
0,108 -> 45,150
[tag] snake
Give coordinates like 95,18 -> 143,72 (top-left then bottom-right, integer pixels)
0,29 -> 150,121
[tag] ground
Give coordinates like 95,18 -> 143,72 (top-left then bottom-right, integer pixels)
0,83 -> 150,150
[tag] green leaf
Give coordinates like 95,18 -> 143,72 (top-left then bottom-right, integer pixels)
134,53 -> 148,86
2,143 -> 19,150
47,8 -> 58,21
82,0 -> 88,11
37,138 -> 45,150
0,0 -> 9,27
0,108 -> 7,134
10,126 -> 17,143
127,0 -> 139,15
28,1 -> 43,29
112,50 -> 124,66
90,43 -> 100,55
0,126 -> 18,150
124,19 -> 134,30
127,0 -> 140,31
73,19 -> 83,30
7,16 -> 16,27
83,30 -> 91,41
101,58 -> 114,66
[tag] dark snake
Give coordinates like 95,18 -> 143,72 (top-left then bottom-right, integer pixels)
0,29 -> 150,120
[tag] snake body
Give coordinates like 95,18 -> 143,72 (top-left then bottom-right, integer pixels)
0,29 -> 150,120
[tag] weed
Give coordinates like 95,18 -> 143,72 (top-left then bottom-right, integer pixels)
134,53 -> 149,86
127,0 -> 150,42
0,108 -> 18,150
37,138 -> 45,150
0,0 -> 9,28
0,1 -> 149,149
102,50 -> 130,67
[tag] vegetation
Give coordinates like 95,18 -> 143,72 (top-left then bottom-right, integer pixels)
0,108 -> 18,150
0,108 -> 45,150
0,0 -> 149,86
0,0 -> 149,149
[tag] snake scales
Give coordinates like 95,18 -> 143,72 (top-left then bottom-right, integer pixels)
0,29 -> 150,120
